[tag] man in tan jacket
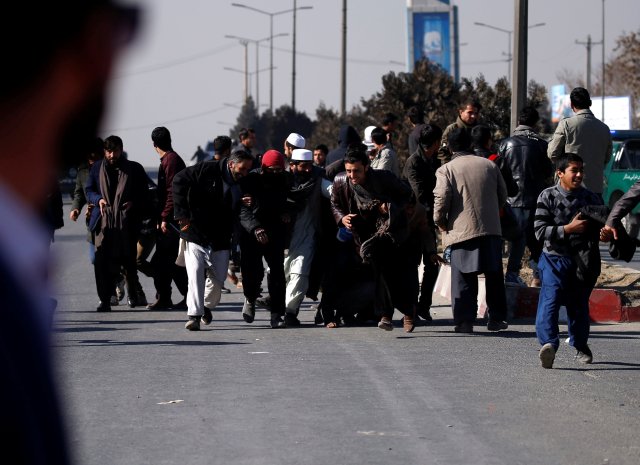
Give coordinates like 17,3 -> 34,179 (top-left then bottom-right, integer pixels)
547,87 -> 612,195
438,98 -> 481,164
433,128 -> 509,333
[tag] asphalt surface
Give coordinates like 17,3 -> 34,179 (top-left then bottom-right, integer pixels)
51,211 -> 640,465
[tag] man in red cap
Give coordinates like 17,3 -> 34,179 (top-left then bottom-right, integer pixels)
238,150 -> 293,328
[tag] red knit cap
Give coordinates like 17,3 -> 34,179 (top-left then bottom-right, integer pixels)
261,149 -> 285,169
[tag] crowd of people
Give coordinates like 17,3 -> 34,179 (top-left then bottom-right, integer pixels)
66,86 -> 628,371
4,1 -> 634,462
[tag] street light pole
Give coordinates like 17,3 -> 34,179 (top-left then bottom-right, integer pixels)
340,0 -> 347,116
226,33 -> 288,110
474,20 -> 544,84
231,2 -> 313,113
602,0 -> 605,121
292,0 -> 297,111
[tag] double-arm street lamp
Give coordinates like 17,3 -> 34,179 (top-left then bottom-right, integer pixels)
474,21 -> 545,83
231,2 -> 312,112
226,33 -> 288,109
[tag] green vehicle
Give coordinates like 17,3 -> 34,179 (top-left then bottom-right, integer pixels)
602,130 -> 640,236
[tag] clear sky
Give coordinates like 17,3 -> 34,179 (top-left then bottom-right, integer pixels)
103,0 -> 639,168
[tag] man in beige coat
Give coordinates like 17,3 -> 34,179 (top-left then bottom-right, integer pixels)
547,87 -> 612,195
433,128 -> 509,333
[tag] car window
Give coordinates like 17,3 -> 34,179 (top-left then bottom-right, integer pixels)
613,140 -> 640,170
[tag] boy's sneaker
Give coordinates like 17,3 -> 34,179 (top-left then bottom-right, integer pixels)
201,307 -> 213,325
242,299 -> 256,323
575,345 -> 593,364
185,316 -> 201,331
505,271 -> 527,287
539,343 -> 555,369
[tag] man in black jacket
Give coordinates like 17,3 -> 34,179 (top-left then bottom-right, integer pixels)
238,150 -> 293,328
403,124 -> 442,322
173,151 -> 253,330
498,107 -> 553,287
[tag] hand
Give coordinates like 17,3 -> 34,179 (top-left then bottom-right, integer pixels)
69,209 -> 80,221
160,221 -> 168,234
178,218 -> 190,232
564,213 -> 588,235
341,214 -> 357,230
378,203 -> 389,215
242,195 -> 253,207
600,224 -> 617,242
98,198 -> 107,216
254,228 -> 269,245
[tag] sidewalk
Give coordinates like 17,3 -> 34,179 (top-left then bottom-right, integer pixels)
424,263 -> 640,324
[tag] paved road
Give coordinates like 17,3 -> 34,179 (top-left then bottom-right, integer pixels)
51,213 -> 640,465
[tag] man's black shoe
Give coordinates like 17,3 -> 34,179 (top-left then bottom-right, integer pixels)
242,299 -> 256,323
487,320 -> 508,331
147,299 -> 173,311
173,298 -> 187,310
284,313 -> 301,327
256,295 -> 272,310
454,321 -> 474,333
270,313 -> 286,329
96,302 -> 111,312
416,305 -> 433,322
201,307 -> 213,325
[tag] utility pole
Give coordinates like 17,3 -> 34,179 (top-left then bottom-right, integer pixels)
510,0 -> 528,134
340,0 -> 347,115
601,0 -> 605,121
576,35 -> 602,90
292,0 -> 297,111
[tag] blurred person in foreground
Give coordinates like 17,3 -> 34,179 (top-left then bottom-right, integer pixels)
0,2 -> 139,463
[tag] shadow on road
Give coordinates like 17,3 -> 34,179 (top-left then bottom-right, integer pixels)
59,339 -> 250,347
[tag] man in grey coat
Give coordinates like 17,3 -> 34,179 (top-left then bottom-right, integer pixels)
433,128 -> 508,333
547,87 -> 612,195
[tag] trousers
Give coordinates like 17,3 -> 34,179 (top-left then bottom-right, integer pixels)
183,241 -> 229,317
536,253 -> 592,350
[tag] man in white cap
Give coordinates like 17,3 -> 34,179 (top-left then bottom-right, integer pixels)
363,125 -> 377,161
283,148 -> 332,326
283,132 -> 306,165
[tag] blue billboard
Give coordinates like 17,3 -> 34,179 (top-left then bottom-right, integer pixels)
412,12 -> 450,72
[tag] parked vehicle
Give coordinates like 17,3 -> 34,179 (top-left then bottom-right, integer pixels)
602,130 -> 640,237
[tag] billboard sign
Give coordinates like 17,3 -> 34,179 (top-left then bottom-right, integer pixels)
591,96 -> 631,130
412,12 -> 450,72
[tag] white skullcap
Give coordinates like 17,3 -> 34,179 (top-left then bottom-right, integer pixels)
286,133 -> 306,148
291,149 -> 313,162
363,126 -> 377,144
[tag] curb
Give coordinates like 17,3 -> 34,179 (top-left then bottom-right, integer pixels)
506,287 -> 640,323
